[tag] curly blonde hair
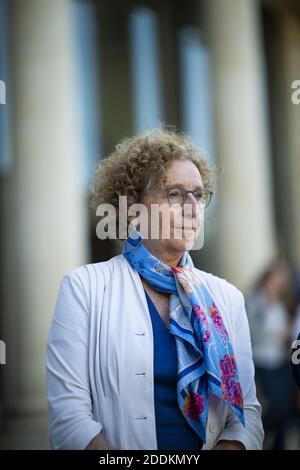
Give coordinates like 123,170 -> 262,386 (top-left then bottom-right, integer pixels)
90,127 -> 219,240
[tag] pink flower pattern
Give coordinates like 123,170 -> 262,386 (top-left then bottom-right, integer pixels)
209,303 -> 229,344
220,354 -> 243,408
182,392 -> 204,420
192,302 -> 244,410
193,304 -> 211,342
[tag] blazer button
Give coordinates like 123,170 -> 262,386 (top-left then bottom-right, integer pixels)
209,422 -> 217,433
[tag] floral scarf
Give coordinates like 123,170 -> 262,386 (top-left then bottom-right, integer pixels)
122,228 -> 245,443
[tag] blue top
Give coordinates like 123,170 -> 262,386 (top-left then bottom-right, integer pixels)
144,290 -> 203,450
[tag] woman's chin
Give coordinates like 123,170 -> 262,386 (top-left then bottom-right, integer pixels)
169,231 -> 197,251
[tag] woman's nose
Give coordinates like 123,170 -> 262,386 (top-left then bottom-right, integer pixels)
185,192 -> 198,216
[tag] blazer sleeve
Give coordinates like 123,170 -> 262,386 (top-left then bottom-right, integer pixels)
216,289 -> 265,449
45,272 -> 102,449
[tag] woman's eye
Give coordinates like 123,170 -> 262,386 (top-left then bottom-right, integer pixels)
169,189 -> 181,198
194,191 -> 203,200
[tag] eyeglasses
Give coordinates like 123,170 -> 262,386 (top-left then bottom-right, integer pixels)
165,187 -> 213,208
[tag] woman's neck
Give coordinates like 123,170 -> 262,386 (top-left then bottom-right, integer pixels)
141,240 -> 183,267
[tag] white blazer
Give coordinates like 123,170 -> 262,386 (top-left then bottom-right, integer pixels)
45,254 -> 264,450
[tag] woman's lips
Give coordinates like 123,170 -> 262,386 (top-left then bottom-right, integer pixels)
173,225 -> 197,231
172,226 -> 197,239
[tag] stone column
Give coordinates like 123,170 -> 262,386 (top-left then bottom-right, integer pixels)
204,0 -> 277,292
0,0 -> 88,448
280,13 -> 300,267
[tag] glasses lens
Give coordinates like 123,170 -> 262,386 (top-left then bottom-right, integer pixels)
168,188 -> 184,205
194,190 -> 212,208
203,191 -> 212,208
193,190 -> 204,204
189,189 -> 210,208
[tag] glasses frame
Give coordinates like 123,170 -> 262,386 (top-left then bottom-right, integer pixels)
165,187 -> 213,209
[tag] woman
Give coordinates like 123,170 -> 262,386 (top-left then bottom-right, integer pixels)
45,128 -> 264,450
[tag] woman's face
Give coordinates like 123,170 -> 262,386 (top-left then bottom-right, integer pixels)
138,160 -> 204,255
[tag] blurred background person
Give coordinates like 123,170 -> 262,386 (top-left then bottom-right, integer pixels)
291,266 -> 300,342
246,258 -> 298,449
290,264 -> 300,436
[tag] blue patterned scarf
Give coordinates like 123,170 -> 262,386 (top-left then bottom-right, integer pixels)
122,228 -> 245,443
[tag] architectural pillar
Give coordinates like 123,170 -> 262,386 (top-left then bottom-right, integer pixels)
0,0 -> 88,448
204,0 -> 277,291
